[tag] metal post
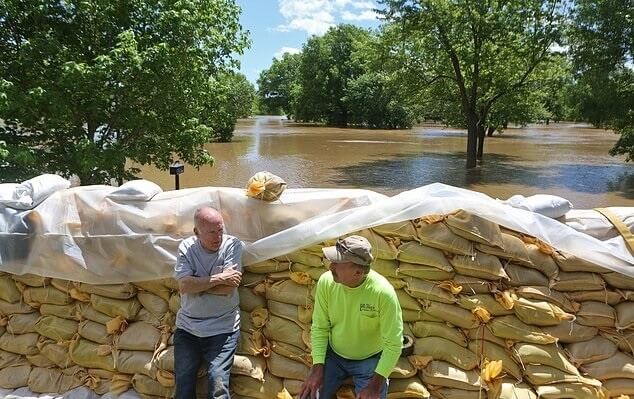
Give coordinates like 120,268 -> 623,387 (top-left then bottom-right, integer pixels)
169,161 -> 184,190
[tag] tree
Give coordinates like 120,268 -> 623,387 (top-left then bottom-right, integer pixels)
569,0 -> 634,161
257,52 -> 301,116
0,0 -> 249,184
380,0 -> 566,168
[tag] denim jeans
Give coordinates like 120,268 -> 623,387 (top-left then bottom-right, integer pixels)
174,328 -> 239,399
320,346 -> 388,399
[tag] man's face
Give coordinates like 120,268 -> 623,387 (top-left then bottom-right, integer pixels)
195,219 -> 224,252
329,261 -> 363,288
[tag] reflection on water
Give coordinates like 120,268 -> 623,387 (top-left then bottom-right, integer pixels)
138,116 -> 634,207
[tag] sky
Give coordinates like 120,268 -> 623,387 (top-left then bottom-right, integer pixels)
235,0 -> 382,86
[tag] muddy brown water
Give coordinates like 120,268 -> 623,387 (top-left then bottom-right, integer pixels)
138,116 -> 634,208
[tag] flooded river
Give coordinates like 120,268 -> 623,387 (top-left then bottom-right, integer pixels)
138,116 -> 634,208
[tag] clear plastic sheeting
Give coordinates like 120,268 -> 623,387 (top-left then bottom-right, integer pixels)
0,387 -> 141,399
1,182 -> 633,283
564,207 -> 634,241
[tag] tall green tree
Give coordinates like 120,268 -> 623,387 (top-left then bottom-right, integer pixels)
0,0 -> 249,184
569,0 -> 634,161
257,52 -> 301,117
380,0 -> 566,168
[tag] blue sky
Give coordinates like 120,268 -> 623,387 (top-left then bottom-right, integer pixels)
235,0 -> 382,86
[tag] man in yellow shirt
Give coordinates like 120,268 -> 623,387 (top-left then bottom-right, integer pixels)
300,235 -> 403,399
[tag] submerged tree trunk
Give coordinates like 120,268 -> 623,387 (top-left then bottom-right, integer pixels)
477,124 -> 486,160
466,115 -> 478,168
487,126 -> 496,137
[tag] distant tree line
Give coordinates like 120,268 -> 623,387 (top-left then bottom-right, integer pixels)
257,0 -> 632,168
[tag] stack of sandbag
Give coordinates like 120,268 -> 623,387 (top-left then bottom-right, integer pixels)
238,209 -> 634,399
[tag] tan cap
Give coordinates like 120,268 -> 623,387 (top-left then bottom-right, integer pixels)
322,235 -> 373,266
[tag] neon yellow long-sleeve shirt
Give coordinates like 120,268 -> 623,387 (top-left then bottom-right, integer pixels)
311,269 -> 403,378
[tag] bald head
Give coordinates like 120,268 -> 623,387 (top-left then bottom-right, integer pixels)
193,207 -> 225,251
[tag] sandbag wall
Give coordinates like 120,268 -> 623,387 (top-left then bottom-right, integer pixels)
1,209 -> 634,398
238,210 -> 634,399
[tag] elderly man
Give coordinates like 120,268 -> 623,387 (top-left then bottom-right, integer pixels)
300,235 -> 403,399
173,207 -> 244,399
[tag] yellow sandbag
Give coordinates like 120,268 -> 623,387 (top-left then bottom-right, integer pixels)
69,338 -> 116,371
35,315 -> 78,341
430,387 -> 477,399
515,286 -> 579,313
27,366 -> 85,393
554,251 -> 609,273
280,251 -> 323,267
450,252 -> 509,281
398,242 -> 452,271
298,305 -> 313,325
26,353 -> 56,368
232,354 -> 267,381
542,322 -> 598,344
231,371 -> 285,399
601,329 -> 634,354
373,220 -> 419,241
271,340 -> 312,368
504,263 -> 549,287
266,351 -> 310,380
524,364 -> 601,386
263,315 -> 306,350
246,260 -> 291,274
465,326 -> 509,348
134,307 -> 161,328
421,360 -> 481,391
168,293 -> 181,314
390,357 -> 417,379
514,343 -> 579,374
405,278 -> 457,304
0,275 -> 21,303
616,302 -> 634,330
452,275 -> 497,294
0,364 -> 31,389
534,383 -> 606,399
0,298 -> 35,314
77,302 -> 112,324
396,290 -> 423,311
251,307 -> 269,329
457,294 -> 514,316
566,336 -> 617,366
6,312 -> 39,334
0,332 -> 38,355
90,294 -> 141,320
134,279 -> 173,301
581,352 -> 634,380
604,272 -> 634,290
37,339 -> 74,368
477,233 -> 532,265
576,301 -> 616,327
603,379 -> 634,397
422,300 -> 479,329
387,376 -> 430,398
40,303 -> 78,320
468,340 -> 522,380
402,309 -> 442,323
132,373 -> 174,397
414,221 -> 474,256
137,291 -> 169,317
513,297 -> 575,327
414,337 -> 477,370
156,368 -> 175,388
155,346 -> 174,371
410,321 -> 467,347
267,300 -> 304,326
118,322 -> 162,351
550,272 -> 606,292
265,279 -> 312,307
0,349 -> 25,368
117,349 -> 155,377
445,210 -> 504,248
354,229 -> 400,260
398,262 -> 454,280
291,263 -> 326,281
23,286 -> 72,305
12,273 -> 49,287
74,282 -> 137,299
488,316 -> 557,344
567,289 -> 622,305
498,380 -> 537,399
525,244 -> 559,278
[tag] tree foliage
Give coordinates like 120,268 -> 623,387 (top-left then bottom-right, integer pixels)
257,52 -> 301,116
0,0 -> 249,184
380,0 -> 566,167
569,0 -> 634,161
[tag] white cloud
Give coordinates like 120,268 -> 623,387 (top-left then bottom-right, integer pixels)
277,0 -> 377,35
341,9 -> 378,21
274,47 -> 301,59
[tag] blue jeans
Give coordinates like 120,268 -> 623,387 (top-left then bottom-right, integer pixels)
174,328 -> 239,399
320,346 -> 388,399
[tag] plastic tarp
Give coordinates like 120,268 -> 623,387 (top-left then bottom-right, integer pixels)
1,182 -> 634,282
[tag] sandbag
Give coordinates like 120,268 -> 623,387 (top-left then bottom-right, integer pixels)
77,303 -> 112,324
488,316 -> 557,344
69,338 -> 116,371
566,336 -> 617,366
373,220 -> 418,241
265,280 -> 312,307
90,294 -> 142,320
410,321 -> 467,347
468,340 -> 522,379
542,322 -> 597,343
132,373 -> 174,397
26,353 -> 56,368
134,280 -> 173,301
514,343 -> 579,374
118,322 -> 162,351
504,263 -> 549,287
554,251 -> 609,273
263,315 -> 307,350
239,287 -> 267,312
232,354 -> 267,381
0,349 -> 26,368
576,301 -> 616,327
12,274 -> 50,287
155,346 -> 174,372
421,301 -> 479,329
414,220 -> 474,256
513,297 -> 575,327
414,337 -> 477,370
477,233 -> 531,265
0,364 -> 31,389
137,291 -> 169,317
6,312 -> 39,334
231,372 -> 285,399
445,209 -> 504,248
78,320 -> 110,344
266,351 -> 310,380
450,252 -> 509,281
37,339 -> 75,368
525,244 -> 559,278
354,229 -> 400,260
534,383 -> 605,399
40,303 -> 78,320
0,275 -> 21,303
603,378 -> 634,397
117,349 -> 155,378
270,340 -> 312,368
397,262 -> 454,280
452,275 -> 497,294
615,302 -> 634,330
0,332 -> 38,355
0,298 -> 35,314
581,352 -> 634,380
457,294 -> 514,316
35,314 -> 79,341
405,278 -> 457,304
27,366 -> 85,393
420,361 -> 481,391
550,272 -> 605,292
524,364 -> 601,386
390,357 -> 417,379
515,286 -> 579,313
387,376 -> 430,398
567,290 -> 622,305
397,242 -> 452,271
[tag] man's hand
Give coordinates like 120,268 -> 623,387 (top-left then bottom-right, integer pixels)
299,364 -> 324,399
356,374 -> 385,399
212,264 -> 242,287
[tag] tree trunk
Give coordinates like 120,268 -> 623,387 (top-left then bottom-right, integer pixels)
466,120 -> 478,169
477,124 -> 486,160
487,126 -> 496,137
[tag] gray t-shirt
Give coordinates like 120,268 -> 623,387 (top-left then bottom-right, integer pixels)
174,234 -> 244,337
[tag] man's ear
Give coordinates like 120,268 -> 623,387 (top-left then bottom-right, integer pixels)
193,227 -> 199,237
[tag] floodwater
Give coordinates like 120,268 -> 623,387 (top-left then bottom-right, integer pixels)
138,116 -> 634,208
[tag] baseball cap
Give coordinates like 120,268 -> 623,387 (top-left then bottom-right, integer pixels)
322,235 -> 374,266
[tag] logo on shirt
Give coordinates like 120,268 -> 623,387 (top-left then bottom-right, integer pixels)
359,303 -> 376,312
